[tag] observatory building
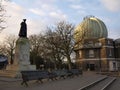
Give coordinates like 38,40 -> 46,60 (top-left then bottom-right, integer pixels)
74,16 -> 120,71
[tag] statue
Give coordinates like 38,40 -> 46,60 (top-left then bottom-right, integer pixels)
19,19 -> 27,37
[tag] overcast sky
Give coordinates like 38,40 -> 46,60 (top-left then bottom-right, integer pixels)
0,0 -> 120,42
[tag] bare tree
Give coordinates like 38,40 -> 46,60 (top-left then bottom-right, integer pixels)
29,34 -> 41,64
0,0 -> 9,32
29,32 -> 64,70
0,44 -> 8,55
74,25 -> 88,48
29,34 -> 45,69
29,21 -> 75,70
45,29 -> 64,69
52,21 -> 75,70
4,35 -> 17,64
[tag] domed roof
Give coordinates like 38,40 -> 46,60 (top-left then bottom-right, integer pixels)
74,16 -> 108,42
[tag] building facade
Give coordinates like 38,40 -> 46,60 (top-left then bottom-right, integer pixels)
74,16 -> 120,71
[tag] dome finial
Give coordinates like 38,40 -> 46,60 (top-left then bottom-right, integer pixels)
84,15 -> 95,20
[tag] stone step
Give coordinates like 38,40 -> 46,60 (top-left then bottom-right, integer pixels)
0,70 -> 20,78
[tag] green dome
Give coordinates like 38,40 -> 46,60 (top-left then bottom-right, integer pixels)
74,16 -> 108,42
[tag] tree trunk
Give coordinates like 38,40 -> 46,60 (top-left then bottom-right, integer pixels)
67,55 -> 72,70
10,50 -> 13,64
54,62 -> 57,70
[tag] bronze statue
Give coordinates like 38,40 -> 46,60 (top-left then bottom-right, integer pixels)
19,19 -> 27,37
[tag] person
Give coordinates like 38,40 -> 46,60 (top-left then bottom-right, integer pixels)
19,19 -> 27,37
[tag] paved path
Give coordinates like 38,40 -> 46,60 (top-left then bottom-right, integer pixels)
0,71 -> 119,90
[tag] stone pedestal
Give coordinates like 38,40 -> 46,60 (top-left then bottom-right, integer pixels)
6,37 -> 36,77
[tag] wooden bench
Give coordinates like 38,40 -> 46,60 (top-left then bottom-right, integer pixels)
21,70 -> 55,86
52,69 -> 72,79
69,69 -> 83,77
21,69 -> 82,86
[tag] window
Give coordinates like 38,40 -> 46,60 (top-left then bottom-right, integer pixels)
95,42 -> 102,47
88,41 -> 93,45
109,49 -> 112,56
79,51 -> 82,58
89,50 -> 94,57
108,40 -> 110,44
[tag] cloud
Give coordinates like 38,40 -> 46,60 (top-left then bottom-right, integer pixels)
27,19 -> 46,35
0,1 -> 46,42
35,0 -> 56,5
101,0 -> 120,12
29,3 -> 68,23
0,2 -> 23,41
4,2 -> 26,18
65,0 -> 81,3
70,4 -> 84,9
29,8 -> 45,16
49,11 -> 67,21
0,0 -> 68,42
1,1 -> 26,35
